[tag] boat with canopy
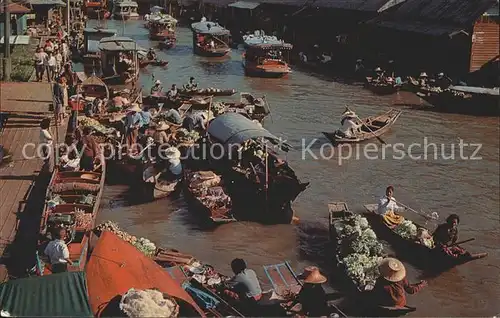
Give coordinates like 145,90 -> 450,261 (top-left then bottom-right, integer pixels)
243,32 -> 292,78
82,27 -> 117,74
191,20 -> 231,57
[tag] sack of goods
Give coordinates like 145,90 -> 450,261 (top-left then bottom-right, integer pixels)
120,288 -> 179,318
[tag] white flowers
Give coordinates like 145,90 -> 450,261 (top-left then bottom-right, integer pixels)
394,220 -> 418,240
335,214 -> 384,290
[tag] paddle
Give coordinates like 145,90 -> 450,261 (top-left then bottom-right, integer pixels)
346,106 -> 386,145
389,197 -> 439,220
449,238 -> 475,247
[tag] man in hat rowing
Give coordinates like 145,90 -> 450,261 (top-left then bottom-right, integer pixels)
284,266 -> 330,316
337,108 -> 362,138
150,80 -> 163,95
184,77 -> 198,91
372,258 -> 426,309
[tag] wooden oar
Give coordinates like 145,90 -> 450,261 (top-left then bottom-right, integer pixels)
389,198 -> 438,220
346,106 -> 386,145
449,238 -> 475,247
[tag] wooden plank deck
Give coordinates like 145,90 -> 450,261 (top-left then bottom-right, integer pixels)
0,82 -> 67,280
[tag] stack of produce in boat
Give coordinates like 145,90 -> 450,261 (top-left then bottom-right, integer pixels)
333,214 -> 385,290
75,210 -> 93,228
393,219 -> 435,248
187,171 -> 231,211
174,128 -> 200,145
94,221 -> 157,257
78,116 -> 116,135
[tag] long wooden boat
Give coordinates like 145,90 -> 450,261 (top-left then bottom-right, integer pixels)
80,75 -> 110,100
36,164 -> 106,275
184,170 -> 236,223
363,204 -> 488,270
191,21 -> 231,58
243,34 -> 292,78
322,109 -> 402,144
139,58 -> 169,68
149,18 -> 176,41
365,77 -> 402,95
141,164 -> 182,200
416,86 -> 499,116
178,88 -> 237,97
85,231 -> 205,317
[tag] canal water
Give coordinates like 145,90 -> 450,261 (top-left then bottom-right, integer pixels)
91,19 -> 500,316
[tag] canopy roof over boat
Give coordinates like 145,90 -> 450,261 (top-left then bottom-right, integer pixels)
450,85 -> 499,96
191,21 -> 230,35
244,34 -> 293,50
228,1 -> 260,9
150,5 -> 163,12
207,113 -> 291,151
85,231 -> 205,317
84,27 -> 118,34
0,272 -> 93,317
98,37 -> 143,51
116,1 -> 138,7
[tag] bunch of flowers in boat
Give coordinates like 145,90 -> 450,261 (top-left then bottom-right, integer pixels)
333,214 -> 384,290
394,219 -> 435,248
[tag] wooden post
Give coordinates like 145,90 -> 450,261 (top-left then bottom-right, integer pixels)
67,0 -> 70,36
3,0 -> 11,81
264,140 -> 269,214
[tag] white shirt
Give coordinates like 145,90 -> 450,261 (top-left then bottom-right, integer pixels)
48,56 -> 57,67
44,239 -> 70,264
169,158 -> 182,176
340,118 -> 360,137
210,40 -> 215,48
55,53 -> 63,64
40,129 -> 53,144
377,196 -> 404,215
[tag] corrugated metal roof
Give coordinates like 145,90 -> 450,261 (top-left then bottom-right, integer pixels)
0,36 -> 31,45
312,0 -> 404,12
367,0 -> 498,35
0,3 -> 31,13
29,0 -> 66,5
470,20 -> 499,71
228,1 -> 260,9
257,0 -> 305,6
202,0 -> 236,6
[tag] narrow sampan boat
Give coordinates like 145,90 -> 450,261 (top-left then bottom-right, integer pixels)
363,204 -> 488,271
142,164 -> 182,201
139,59 -> 169,68
366,77 -> 403,95
322,109 -> 402,144
80,75 -> 110,100
178,88 -> 236,97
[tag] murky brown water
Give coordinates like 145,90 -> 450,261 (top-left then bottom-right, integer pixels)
91,20 -> 500,316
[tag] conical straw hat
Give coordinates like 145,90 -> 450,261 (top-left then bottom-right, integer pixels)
379,257 -> 406,282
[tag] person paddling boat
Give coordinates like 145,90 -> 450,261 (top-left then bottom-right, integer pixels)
337,109 -> 362,138
371,258 -> 426,310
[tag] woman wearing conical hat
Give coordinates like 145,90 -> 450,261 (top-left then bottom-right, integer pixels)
337,107 -> 362,138
284,266 -> 330,317
372,258 -> 426,308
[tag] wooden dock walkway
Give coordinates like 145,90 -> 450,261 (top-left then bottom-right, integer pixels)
0,82 -> 66,280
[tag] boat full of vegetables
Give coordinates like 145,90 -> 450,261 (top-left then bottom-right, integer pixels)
332,214 -> 385,291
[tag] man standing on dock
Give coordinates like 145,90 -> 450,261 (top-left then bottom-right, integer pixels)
44,228 -> 73,273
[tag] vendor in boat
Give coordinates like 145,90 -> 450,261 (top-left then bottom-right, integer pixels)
372,258 -> 426,309
284,266 -> 329,316
44,228 -> 73,273
182,109 -> 207,133
338,109 -> 362,138
377,185 -> 406,227
164,147 -> 183,180
147,48 -> 157,61
418,72 -> 429,87
151,80 -> 163,95
166,84 -> 178,100
164,108 -> 182,125
139,106 -> 156,134
433,72 -> 452,90
432,214 -> 483,260
184,77 -> 198,90
78,126 -> 100,171
125,103 -> 143,154
374,67 -> 384,82
224,258 -> 263,305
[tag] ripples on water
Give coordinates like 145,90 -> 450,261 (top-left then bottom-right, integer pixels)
92,19 -> 500,316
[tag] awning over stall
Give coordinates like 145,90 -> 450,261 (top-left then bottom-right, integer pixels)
0,272 -> 93,317
207,113 -> 291,150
